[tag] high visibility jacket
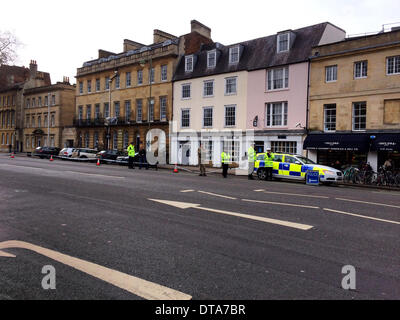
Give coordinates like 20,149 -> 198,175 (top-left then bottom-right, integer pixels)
127,144 -> 135,157
221,152 -> 230,164
264,152 -> 274,167
248,147 -> 256,162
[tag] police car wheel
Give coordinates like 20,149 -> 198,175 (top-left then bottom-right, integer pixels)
257,169 -> 267,180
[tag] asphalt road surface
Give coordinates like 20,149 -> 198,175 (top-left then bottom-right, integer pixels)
0,154 -> 399,300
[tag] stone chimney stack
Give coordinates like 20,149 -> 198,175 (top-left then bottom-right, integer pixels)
29,60 -> 37,79
190,20 -> 211,39
63,76 -> 70,84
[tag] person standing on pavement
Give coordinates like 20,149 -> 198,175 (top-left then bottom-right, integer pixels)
221,150 -> 230,178
138,142 -> 148,170
127,142 -> 135,169
198,143 -> 206,176
248,143 -> 256,180
264,147 -> 274,181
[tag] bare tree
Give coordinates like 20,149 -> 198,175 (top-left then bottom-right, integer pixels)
0,30 -> 20,65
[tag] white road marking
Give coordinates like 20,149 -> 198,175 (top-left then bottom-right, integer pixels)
372,191 -> 400,196
180,190 -> 195,193
323,208 -> 400,226
198,190 -> 237,200
66,171 -> 125,179
335,197 -> 400,209
255,189 -> 329,199
0,240 -> 191,300
149,199 -> 313,230
242,198 -> 320,209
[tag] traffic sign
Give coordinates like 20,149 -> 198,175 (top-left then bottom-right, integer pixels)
306,170 -> 320,186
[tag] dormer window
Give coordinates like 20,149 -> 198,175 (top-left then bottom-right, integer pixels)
277,33 -> 290,53
229,46 -> 240,64
207,50 -> 216,68
185,55 -> 194,72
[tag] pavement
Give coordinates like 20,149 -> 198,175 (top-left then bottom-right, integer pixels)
0,153 -> 399,300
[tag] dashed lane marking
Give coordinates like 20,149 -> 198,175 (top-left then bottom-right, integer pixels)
323,208 -> 400,226
198,190 -> 237,200
335,197 -> 400,209
254,189 -> 329,199
242,198 -> 320,209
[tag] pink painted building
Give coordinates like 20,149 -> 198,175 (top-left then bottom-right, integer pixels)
246,23 -> 345,155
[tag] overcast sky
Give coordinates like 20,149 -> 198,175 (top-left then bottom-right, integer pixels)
1,0 -> 399,85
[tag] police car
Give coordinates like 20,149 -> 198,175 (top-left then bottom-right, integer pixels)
254,153 -> 343,184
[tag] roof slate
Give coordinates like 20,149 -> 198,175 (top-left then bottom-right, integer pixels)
173,22 -> 328,81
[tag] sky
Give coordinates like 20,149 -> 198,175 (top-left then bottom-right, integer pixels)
1,0 -> 399,85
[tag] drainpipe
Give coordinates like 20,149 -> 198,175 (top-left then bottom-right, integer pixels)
305,58 -> 311,159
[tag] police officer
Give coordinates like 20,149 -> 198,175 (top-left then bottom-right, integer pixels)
221,151 -> 230,178
127,142 -> 136,169
264,147 -> 274,181
248,143 -> 256,180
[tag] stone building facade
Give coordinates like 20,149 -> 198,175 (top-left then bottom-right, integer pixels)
74,20 -> 212,162
305,28 -> 400,170
23,78 -> 75,152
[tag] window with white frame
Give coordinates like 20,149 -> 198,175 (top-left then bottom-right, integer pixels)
229,46 -> 239,64
354,61 -> 368,79
126,72 -> 131,87
181,109 -> 190,128
267,67 -> 289,90
271,141 -> 297,154
352,102 -> 367,131
115,74 -> 120,89
137,70 -> 143,85
277,33 -> 289,53
225,105 -> 236,127
181,83 -> 191,99
79,82 -> 83,94
324,104 -> 336,132
87,80 -> 92,93
160,96 -> 167,121
114,101 -> 120,118
123,131 -> 129,149
202,139 -> 213,161
223,138 -> 240,162
325,65 -> 337,82
207,50 -> 216,68
161,65 -> 168,81
86,105 -> 91,122
149,68 -> 155,84
104,103 -> 110,118
105,77 -> 110,90
125,100 -> 131,121
203,80 -> 214,97
203,107 -> 213,128
95,104 -> 100,119
387,56 -> 400,75
225,77 -> 237,95
185,55 -> 193,72
51,113 -> 55,127
51,95 -> 55,106
266,102 -> 288,127
96,79 -> 101,91
148,98 -> 154,122
136,99 -> 142,122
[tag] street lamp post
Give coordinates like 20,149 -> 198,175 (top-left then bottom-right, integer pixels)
107,71 -> 118,150
47,92 -> 50,147
140,53 -> 153,150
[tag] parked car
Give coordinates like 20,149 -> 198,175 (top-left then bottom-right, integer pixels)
58,147 -> 75,157
254,153 -> 343,184
97,150 -> 126,162
71,148 -> 98,159
33,146 -> 61,159
115,152 -> 139,165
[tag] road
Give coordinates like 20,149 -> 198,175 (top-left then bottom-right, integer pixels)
0,154 -> 399,300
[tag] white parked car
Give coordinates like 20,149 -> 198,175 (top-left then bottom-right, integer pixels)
59,147 -> 75,157
71,148 -> 98,159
